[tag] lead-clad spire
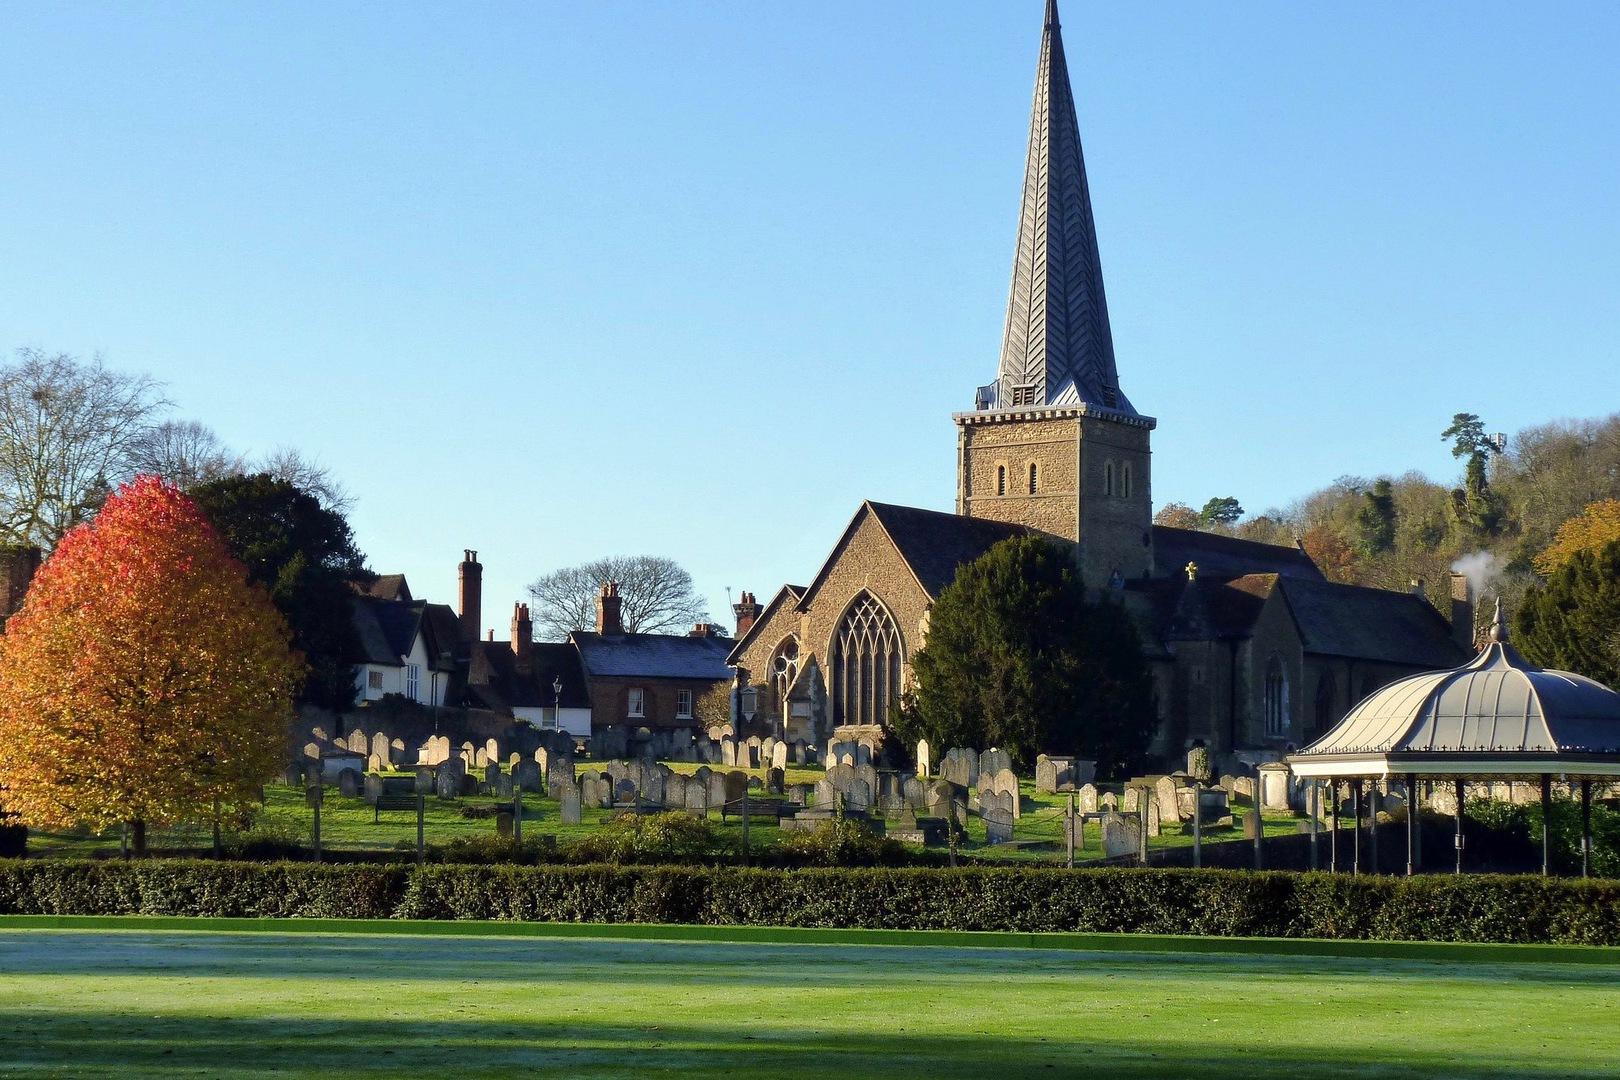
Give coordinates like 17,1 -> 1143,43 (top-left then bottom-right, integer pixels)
981,0 -> 1133,415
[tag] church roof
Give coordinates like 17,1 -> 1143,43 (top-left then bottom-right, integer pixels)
982,0 -> 1132,416
1151,526 -> 1323,583
1278,576 -> 1466,669
867,502 -> 1032,598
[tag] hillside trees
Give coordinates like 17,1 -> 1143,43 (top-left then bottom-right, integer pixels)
896,536 -> 1156,776
0,477 -> 301,853
1514,540 -> 1620,687
190,473 -> 370,710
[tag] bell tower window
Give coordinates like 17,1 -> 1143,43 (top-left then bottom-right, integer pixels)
1103,461 -> 1115,497
1028,463 -> 1038,494
996,465 -> 1006,496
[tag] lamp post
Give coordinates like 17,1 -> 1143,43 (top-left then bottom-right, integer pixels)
552,675 -> 564,731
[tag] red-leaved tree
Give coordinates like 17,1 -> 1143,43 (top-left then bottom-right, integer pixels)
0,476 -> 302,853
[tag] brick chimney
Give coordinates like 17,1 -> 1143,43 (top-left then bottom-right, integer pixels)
511,602 -> 533,670
0,545 -> 41,632
689,622 -> 718,638
596,581 -> 623,635
732,590 -> 762,639
457,549 -> 483,642
1449,572 -> 1475,651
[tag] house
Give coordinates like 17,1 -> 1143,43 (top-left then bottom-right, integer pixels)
347,579 -> 460,708
463,602 -> 593,737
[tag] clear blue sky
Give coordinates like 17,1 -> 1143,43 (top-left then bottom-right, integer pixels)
3,2 -> 1617,638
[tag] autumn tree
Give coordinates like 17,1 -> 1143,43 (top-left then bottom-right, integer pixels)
0,476 -> 301,853
895,536 -> 1156,777
527,555 -> 710,640
1153,502 -> 1201,530
694,684 -> 732,729
1534,500 -> 1620,576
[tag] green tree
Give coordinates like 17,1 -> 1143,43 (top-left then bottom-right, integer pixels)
1514,539 -> 1620,688
1442,412 -> 1505,536
1199,497 -> 1243,528
189,473 -> 370,710
895,536 -> 1156,776
1354,478 -> 1397,557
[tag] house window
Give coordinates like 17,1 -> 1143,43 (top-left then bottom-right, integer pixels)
405,664 -> 420,701
367,671 -> 383,691
1103,461 -> 1115,497
1264,655 -> 1289,738
627,687 -> 645,718
1028,463 -> 1038,494
996,465 -> 1006,496
676,689 -> 693,718
830,590 -> 905,729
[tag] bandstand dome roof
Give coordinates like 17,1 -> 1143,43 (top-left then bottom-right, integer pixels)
1289,601 -> 1620,779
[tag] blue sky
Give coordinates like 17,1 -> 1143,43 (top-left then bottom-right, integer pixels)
3,1 -> 1617,637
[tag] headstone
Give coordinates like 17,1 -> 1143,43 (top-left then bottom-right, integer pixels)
1078,783 -> 1098,814
745,736 -> 762,768
903,776 -> 928,809
721,736 -> 737,767
790,740 -> 808,766
362,773 -> 384,804
513,759 -> 542,793
854,763 -> 880,800
435,760 -> 464,799
1243,806 -> 1262,840
666,772 -> 689,808
559,782 -> 582,825
367,754 -> 386,774
1155,775 -> 1186,823
785,783 -> 811,806
1122,787 -> 1140,813
414,766 -> 434,794
815,778 -> 837,807
685,779 -> 710,814
707,771 -> 729,806
916,738 -> 931,778
1145,798 -> 1161,837
939,748 -> 978,788
846,778 -> 872,813
767,767 -> 785,795
991,768 -> 1021,819
723,770 -> 749,803
983,807 -> 1014,844
1101,812 -> 1140,858
474,747 -> 490,769
978,748 -> 1012,780
485,763 -> 503,787
370,732 -> 393,767
1099,791 -> 1119,812
1233,776 -> 1256,802
1258,763 -> 1293,811
825,763 -> 855,796
770,740 -> 789,771
494,773 -> 514,798
346,729 -> 368,754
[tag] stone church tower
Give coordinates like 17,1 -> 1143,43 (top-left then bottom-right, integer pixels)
955,0 -> 1154,589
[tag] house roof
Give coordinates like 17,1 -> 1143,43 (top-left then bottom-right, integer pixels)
571,630 -> 734,681
463,640 -> 590,713
1151,526 -> 1323,584
347,595 -> 460,669
353,574 -> 412,602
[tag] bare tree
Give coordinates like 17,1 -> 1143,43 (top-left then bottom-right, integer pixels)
0,349 -> 169,548
130,419 -> 243,489
257,446 -> 353,512
526,555 -> 711,640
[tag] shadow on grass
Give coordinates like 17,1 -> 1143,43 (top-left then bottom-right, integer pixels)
0,1010 -> 1601,1079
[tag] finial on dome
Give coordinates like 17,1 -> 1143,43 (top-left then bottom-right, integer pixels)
1489,596 -> 1508,643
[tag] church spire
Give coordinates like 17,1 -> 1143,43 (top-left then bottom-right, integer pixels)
983,0 -> 1133,415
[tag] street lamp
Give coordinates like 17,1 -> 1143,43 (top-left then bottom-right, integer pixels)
552,675 -> 563,731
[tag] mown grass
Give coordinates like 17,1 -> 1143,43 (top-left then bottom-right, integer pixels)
0,927 -> 1616,1078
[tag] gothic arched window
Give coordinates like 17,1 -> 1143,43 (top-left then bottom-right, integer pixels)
1264,654 -> 1289,737
1122,462 -> 1134,500
1311,672 -> 1337,740
831,591 -> 905,729
1103,461 -> 1115,497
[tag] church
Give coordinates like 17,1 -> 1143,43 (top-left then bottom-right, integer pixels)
726,0 -> 1471,773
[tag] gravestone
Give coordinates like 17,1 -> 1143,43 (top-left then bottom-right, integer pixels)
825,763 -> 855,796
559,782 -> 582,825
790,740 -> 808,765
770,740 -> 789,771
815,778 -> 837,808
915,738 -> 931,779
1233,776 -> 1256,802
685,779 -> 710,814
903,776 -> 928,809
582,775 -> 610,809
978,748 -> 1012,781
846,778 -> 872,813
983,807 -> 1014,845
414,766 -> 434,794
494,773 -> 514,798
485,763 -> 503,787
1258,763 -> 1293,811
362,773 -> 384,804
1099,791 -> 1119,812
435,760 -> 463,799
721,736 -> 737,767
1145,798 -> 1161,837
346,729 -> 368,754
938,748 -> 978,788
989,768 -> 1021,819
1078,783 -> 1098,814
707,770 -> 729,806
370,732 -> 393,767
745,736 -> 763,768
666,772 -> 689,808
767,767 -> 785,795
367,754 -> 387,774
723,770 -> 749,803
785,783 -> 811,806
474,747 -> 490,769
1122,787 -> 1140,813
854,763 -> 880,800
1101,812 -> 1140,858
1155,775 -> 1186,824
513,760 -> 542,793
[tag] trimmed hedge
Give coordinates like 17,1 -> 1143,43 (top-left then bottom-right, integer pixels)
2,860 -> 1618,945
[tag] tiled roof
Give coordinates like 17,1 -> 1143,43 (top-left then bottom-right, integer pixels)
867,502 -> 1032,598
356,574 -> 412,602
1278,577 -> 1466,669
571,631 -> 734,681
347,596 -> 459,668
463,640 -> 590,712
1151,526 -> 1323,584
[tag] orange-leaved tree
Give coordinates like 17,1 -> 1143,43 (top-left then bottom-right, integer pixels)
0,475 -> 303,853
1534,499 -> 1620,577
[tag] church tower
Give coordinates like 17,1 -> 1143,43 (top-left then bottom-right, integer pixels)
955,0 -> 1155,588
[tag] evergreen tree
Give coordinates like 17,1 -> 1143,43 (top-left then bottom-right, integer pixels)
1515,540 -> 1620,688
1354,478 -> 1397,557
1199,497 -> 1243,528
895,536 -> 1156,776
1442,412 -> 1505,536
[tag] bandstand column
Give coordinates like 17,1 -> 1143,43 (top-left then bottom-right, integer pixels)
1329,782 -> 1340,872
1351,778 -> 1363,875
1405,774 -> 1419,876
1454,778 -> 1466,875
1540,774 -> 1553,877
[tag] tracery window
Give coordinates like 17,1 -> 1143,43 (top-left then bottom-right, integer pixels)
770,636 -> 801,704
831,591 -> 905,729
1264,655 -> 1289,738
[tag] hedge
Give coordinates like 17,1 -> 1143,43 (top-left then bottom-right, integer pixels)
2,860 -> 1618,945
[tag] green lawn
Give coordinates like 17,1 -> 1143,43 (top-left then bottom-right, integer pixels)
0,926 -> 1616,1077
23,771 -> 1302,863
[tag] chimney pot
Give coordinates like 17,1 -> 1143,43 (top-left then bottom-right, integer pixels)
457,549 -> 484,644
596,580 -> 624,635
732,588 -> 763,639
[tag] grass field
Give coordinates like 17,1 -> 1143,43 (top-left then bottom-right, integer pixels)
22,773 -> 1303,862
1,924 -> 1617,1078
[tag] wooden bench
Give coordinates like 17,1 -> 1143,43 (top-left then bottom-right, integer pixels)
373,794 -> 419,823
721,798 -> 785,824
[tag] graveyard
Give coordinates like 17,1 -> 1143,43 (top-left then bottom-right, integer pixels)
1,923 -> 1617,1078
